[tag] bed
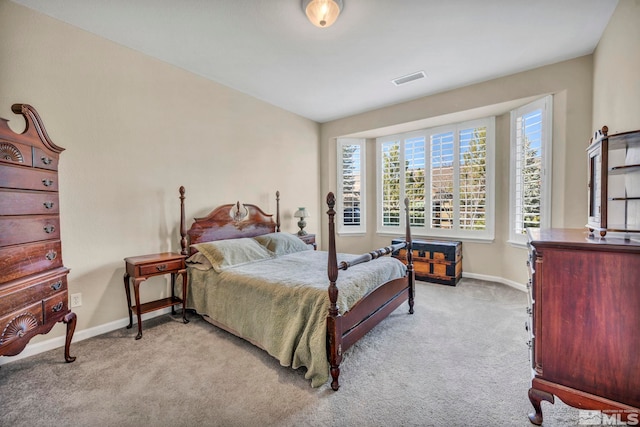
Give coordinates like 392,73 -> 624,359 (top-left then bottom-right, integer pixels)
178,187 -> 415,389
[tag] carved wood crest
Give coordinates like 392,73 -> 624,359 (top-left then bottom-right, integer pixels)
230,201 -> 249,226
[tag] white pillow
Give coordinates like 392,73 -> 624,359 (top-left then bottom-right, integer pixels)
253,232 -> 311,256
190,238 -> 275,272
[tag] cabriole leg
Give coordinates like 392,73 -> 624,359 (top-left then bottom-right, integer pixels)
124,273 -> 133,329
133,278 -> 144,340
528,387 -> 554,425
63,311 -> 77,363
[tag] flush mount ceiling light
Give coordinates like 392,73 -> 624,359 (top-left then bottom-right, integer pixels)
302,0 -> 343,28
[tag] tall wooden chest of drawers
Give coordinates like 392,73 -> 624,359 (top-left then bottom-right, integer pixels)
526,228 -> 639,424
0,104 -> 76,363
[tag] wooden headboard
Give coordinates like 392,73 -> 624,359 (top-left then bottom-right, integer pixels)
179,186 -> 281,255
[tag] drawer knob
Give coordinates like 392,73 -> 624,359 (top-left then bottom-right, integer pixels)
41,156 -> 53,165
156,264 -> 167,272
52,302 -> 64,312
45,250 -> 57,261
44,225 -> 56,234
43,201 -> 55,209
51,281 -> 62,291
42,179 -> 54,187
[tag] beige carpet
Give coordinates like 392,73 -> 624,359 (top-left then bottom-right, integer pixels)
0,279 -> 578,426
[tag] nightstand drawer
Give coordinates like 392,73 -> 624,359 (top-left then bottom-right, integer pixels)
138,259 -> 184,276
124,253 -> 186,278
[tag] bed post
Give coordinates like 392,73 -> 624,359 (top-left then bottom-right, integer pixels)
276,190 -> 281,232
179,186 -> 188,256
404,197 -> 415,314
326,192 -> 342,391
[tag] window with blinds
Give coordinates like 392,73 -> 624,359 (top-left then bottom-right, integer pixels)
405,136 -> 426,226
459,127 -> 487,230
431,132 -> 454,229
510,96 -> 552,244
380,140 -> 401,226
337,138 -> 366,234
376,119 -> 495,241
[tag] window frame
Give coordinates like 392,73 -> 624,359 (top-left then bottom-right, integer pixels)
508,95 -> 553,245
375,118 -> 495,241
336,138 -> 366,235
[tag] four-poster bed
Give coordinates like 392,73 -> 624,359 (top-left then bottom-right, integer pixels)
179,186 -> 415,390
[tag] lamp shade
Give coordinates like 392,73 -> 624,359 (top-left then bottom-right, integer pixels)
294,207 -> 309,218
303,0 -> 343,28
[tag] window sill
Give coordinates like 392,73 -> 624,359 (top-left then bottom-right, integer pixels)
337,231 -> 367,237
377,231 -> 494,244
507,239 -> 529,249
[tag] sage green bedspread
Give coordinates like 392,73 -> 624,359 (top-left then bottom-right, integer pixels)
186,250 -> 406,387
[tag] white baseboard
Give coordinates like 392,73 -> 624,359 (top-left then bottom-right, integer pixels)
0,307 -> 172,366
461,272 -> 527,293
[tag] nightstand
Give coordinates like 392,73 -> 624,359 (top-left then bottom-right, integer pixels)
123,252 -> 188,340
297,233 -> 316,250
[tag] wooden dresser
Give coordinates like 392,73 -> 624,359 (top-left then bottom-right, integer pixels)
0,104 -> 76,363
526,228 -> 639,424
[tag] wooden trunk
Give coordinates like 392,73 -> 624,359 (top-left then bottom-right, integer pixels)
392,239 -> 461,286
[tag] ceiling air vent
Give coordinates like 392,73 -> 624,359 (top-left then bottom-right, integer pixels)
391,71 -> 426,86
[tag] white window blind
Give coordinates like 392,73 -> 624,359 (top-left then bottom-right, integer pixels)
458,126 -> 487,230
337,138 -> 366,234
510,96 -> 552,244
405,136 -> 426,226
431,131 -> 454,230
380,140 -> 401,227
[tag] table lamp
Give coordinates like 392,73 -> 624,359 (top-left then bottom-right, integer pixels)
294,207 -> 310,236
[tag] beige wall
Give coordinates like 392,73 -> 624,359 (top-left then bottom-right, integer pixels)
320,57 -> 594,287
593,0 -> 640,132
591,0 -> 640,242
0,1 -> 319,345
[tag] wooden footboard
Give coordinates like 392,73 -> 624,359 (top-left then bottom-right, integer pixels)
341,277 -> 409,349
326,192 -> 415,390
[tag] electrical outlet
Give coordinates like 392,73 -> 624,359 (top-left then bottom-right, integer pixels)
70,293 -> 82,307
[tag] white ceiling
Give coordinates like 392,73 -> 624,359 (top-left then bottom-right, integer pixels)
12,0 -> 618,123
